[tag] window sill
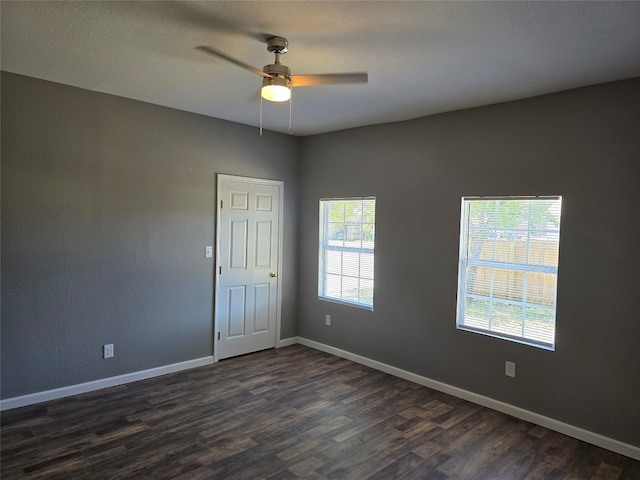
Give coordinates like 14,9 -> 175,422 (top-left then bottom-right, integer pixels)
457,325 -> 555,351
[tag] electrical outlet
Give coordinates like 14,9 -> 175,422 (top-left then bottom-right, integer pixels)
103,344 -> 114,359
505,361 -> 516,377
325,314 -> 331,326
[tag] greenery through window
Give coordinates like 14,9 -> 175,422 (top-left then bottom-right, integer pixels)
456,196 -> 562,349
319,198 -> 375,309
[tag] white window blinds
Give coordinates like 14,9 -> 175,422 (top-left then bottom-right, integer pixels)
319,198 -> 375,309
456,197 -> 562,349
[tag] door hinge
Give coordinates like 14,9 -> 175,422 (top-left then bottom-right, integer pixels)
219,266 -> 222,275
220,200 -> 223,209
217,332 -> 221,341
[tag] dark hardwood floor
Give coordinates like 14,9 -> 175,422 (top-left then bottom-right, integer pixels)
2,345 -> 639,479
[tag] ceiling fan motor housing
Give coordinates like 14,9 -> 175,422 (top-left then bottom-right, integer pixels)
263,63 -> 291,77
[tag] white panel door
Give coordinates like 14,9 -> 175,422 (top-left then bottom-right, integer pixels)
216,175 -> 282,360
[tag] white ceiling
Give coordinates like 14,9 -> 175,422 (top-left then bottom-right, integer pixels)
2,1 -> 640,136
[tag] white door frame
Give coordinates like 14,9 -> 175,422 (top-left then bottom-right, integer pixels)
214,174 -> 284,362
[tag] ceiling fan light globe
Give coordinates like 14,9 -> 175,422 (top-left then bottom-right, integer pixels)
261,76 -> 291,102
261,84 -> 291,102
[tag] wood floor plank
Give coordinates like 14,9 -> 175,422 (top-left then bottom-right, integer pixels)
2,345 -> 639,479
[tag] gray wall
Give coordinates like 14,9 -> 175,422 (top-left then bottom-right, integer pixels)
297,78 -> 640,447
1,72 -> 299,398
3,70 -> 639,449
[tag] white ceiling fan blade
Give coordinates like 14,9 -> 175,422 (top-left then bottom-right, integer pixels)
290,72 -> 368,87
195,46 -> 273,79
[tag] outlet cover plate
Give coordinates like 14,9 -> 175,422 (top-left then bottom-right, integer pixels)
104,344 -> 114,359
505,361 -> 516,377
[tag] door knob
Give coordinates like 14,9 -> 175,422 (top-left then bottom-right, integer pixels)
270,272 -> 278,278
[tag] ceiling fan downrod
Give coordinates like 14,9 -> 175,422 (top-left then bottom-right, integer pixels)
263,36 -> 291,78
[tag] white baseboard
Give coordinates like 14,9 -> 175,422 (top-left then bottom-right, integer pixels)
0,356 -> 214,412
297,337 -> 640,461
278,336 -> 299,347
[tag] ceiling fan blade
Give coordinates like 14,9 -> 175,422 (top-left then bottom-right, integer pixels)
290,72 -> 368,87
195,46 -> 273,79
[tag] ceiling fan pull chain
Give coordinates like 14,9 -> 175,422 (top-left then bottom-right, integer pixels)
288,89 -> 293,135
259,94 -> 263,136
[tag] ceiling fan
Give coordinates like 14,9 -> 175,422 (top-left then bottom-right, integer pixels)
196,36 -> 368,103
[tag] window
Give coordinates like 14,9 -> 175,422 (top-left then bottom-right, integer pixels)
456,196 -> 562,349
319,197 -> 375,309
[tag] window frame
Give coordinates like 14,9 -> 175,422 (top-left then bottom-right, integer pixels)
456,196 -> 562,350
318,197 -> 376,310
